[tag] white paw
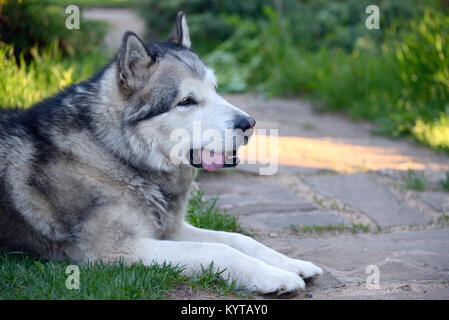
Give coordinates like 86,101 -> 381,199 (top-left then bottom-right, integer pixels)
281,259 -> 323,279
247,265 -> 306,294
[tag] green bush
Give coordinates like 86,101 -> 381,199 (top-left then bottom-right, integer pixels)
138,0 -> 438,54
138,0 -> 272,55
202,2 -> 449,153
282,0 -> 437,52
391,9 -> 449,118
309,8 -> 449,151
0,0 -> 107,58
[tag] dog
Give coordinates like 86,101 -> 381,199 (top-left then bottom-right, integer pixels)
0,12 -> 322,294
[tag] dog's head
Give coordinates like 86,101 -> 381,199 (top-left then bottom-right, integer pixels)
114,12 -> 255,172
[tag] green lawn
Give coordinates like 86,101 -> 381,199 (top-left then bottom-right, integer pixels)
0,191 -> 247,299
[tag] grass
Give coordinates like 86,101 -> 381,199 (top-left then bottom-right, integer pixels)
0,43 -> 108,108
0,253 -> 185,299
439,172 -> 449,192
400,170 -> 449,192
186,190 -> 244,233
437,214 -> 449,226
401,170 -> 428,191
0,192 -> 247,299
0,253 -> 245,299
188,262 -> 248,297
312,195 -> 325,208
312,195 -> 348,212
289,223 -> 371,235
302,121 -> 315,131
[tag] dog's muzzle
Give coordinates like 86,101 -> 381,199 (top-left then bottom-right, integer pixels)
188,116 -> 255,171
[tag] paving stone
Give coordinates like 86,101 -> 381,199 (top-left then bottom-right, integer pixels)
198,173 -> 317,215
305,270 -> 345,291
345,259 -> 448,284
418,191 -> 449,213
199,174 -> 300,202
391,252 -> 449,272
313,285 -> 449,300
239,211 -> 347,230
261,228 -> 449,288
221,202 -> 318,216
369,261 -> 446,282
305,173 -> 430,227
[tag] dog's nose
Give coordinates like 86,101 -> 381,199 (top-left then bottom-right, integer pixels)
234,116 -> 256,131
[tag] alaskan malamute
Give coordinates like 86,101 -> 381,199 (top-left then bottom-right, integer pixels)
0,12 -> 322,294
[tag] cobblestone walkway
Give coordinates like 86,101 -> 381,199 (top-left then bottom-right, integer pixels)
198,94 -> 449,299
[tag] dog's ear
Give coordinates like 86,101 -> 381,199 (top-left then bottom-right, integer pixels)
167,11 -> 191,48
117,31 -> 153,94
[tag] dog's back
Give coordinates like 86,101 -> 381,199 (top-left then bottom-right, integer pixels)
0,84 -> 125,261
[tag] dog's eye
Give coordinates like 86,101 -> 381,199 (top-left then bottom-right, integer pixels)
177,97 -> 196,107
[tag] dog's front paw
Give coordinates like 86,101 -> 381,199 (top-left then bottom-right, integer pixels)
248,266 -> 306,294
282,259 -> 323,280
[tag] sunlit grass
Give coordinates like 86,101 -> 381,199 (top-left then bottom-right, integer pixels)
413,116 -> 449,154
0,42 -> 108,108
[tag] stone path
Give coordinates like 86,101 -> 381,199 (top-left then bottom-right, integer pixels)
84,8 -> 449,299
198,94 -> 449,299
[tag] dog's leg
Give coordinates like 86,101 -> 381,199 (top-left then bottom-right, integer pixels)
172,222 -> 323,280
130,237 -> 305,294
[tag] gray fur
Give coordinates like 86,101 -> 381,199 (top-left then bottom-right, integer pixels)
0,21 -> 205,262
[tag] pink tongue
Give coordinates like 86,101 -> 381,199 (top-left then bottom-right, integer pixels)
200,149 -> 225,172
